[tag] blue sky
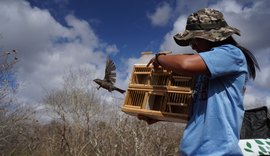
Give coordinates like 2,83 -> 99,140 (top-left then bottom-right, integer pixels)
0,0 -> 269,111
28,0 -> 172,59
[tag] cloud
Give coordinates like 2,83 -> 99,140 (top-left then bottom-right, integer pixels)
147,2 -> 173,27
105,44 -> 119,55
159,0 -> 270,109
159,15 -> 193,53
0,0 -> 117,104
244,85 -> 270,110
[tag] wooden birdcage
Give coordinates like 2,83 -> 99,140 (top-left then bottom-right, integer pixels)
122,61 -> 195,123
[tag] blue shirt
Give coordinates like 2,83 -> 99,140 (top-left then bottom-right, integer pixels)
180,44 -> 247,156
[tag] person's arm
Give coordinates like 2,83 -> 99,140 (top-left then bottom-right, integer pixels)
156,54 -> 209,75
140,53 -> 208,124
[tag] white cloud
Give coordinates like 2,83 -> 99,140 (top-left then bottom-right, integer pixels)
0,0 -> 117,104
105,44 -> 119,55
65,15 -> 99,49
160,15 -> 193,53
147,2 -> 173,27
244,86 -> 270,110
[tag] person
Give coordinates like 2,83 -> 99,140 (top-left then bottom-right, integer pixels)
141,8 -> 260,155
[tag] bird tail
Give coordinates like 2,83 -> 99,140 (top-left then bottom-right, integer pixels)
115,87 -> 126,94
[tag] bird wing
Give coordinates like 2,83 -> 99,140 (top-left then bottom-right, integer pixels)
104,58 -> 116,84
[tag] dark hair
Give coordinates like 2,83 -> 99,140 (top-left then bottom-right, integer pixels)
209,36 -> 260,80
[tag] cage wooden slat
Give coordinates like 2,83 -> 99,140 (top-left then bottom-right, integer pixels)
184,94 -> 187,105
134,91 -> 138,106
167,102 -> 188,107
134,72 -> 151,74
124,91 -> 129,106
173,93 -> 177,103
130,91 -> 134,105
179,93 -> 183,103
122,63 -> 194,123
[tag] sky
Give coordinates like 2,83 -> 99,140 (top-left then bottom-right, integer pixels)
0,0 -> 269,111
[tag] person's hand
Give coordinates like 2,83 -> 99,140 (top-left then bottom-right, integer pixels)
137,115 -> 160,125
146,51 -> 172,69
146,56 -> 160,69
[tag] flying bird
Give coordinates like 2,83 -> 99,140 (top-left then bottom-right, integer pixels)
93,58 -> 126,94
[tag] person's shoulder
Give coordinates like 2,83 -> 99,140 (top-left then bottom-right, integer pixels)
212,44 -> 242,55
213,44 -> 238,51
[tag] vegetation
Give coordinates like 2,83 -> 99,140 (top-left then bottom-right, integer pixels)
0,53 -> 185,156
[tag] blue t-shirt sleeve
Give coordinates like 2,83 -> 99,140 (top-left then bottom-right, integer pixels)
199,45 -> 246,79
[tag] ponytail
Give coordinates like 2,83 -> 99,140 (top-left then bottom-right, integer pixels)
235,43 -> 260,80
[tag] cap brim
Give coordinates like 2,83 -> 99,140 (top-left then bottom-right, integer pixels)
173,26 -> 240,47
173,35 -> 190,46
173,30 -> 192,47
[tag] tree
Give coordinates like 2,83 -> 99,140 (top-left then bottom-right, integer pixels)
0,50 -> 36,155
41,67 -> 184,156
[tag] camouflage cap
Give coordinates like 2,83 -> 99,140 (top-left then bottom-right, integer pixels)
174,8 -> 240,46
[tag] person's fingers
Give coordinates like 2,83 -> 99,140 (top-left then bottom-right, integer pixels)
152,61 -> 160,69
146,58 -> 154,67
